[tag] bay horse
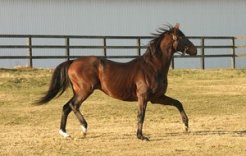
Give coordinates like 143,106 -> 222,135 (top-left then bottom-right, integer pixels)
37,23 -> 197,141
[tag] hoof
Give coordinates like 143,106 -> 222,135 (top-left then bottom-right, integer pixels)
81,131 -> 87,137
59,129 -> 70,138
184,125 -> 189,132
137,135 -> 150,141
81,125 -> 87,137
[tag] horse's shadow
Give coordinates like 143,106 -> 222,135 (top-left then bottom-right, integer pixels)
151,130 -> 246,141
63,130 -> 246,141
188,130 -> 246,136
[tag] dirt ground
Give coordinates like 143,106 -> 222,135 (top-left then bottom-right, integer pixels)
0,69 -> 245,155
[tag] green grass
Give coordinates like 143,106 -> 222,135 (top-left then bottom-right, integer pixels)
0,68 -> 245,155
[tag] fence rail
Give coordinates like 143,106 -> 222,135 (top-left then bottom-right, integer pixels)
0,34 -> 245,69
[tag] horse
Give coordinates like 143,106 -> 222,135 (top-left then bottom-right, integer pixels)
37,23 -> 197,141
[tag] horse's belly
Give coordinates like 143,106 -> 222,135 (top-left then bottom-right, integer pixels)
98,60 -> 138,101
100,82 -> 137,101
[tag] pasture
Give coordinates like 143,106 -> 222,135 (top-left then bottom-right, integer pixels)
0,68 -> 245,155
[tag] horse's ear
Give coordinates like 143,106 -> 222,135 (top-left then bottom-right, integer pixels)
172,23 -> 180,40
174,23 -> 180,29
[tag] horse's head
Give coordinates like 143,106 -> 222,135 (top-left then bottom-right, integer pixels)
171,23 -> 197,56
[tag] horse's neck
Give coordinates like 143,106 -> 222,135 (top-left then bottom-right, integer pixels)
161,48 -> 174,73
143,46 -> 173,75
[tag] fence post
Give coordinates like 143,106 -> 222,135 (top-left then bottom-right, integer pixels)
201,37 -> 205,69
137,37 -> 141,56
232,37 -> 236,69
28,36 -> 33,68
171,57 -> 175,69
65,37 -> 70,61
103,37 -> 107,57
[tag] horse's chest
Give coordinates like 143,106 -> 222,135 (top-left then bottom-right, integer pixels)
148,77 -> 168,95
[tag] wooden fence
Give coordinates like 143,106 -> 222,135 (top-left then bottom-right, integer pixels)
0,34 -> 244,69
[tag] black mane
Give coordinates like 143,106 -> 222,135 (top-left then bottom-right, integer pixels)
151,24 -> 173,45
145,25 -> 173,56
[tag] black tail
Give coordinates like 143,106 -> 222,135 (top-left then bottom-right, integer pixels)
36,60 -> 73,105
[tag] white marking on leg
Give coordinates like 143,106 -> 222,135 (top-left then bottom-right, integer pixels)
81,125 -> 87,135
59,129 -> 70,138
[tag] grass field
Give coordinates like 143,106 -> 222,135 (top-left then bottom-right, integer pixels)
0,68 -> 245,156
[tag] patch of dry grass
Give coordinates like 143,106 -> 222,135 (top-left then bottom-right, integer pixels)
0,69 -> 245,155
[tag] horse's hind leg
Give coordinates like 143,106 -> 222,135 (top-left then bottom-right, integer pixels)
59,97 -> 77,138
70,92 -> 92,137
59,92 -> 90,138
59,98 -> 73,138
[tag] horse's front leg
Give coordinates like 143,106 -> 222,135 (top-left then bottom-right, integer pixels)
151,95 -> 189,132
136,95 -> 149,141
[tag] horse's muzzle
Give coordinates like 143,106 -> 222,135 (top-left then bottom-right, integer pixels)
188,46 -> 197,56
